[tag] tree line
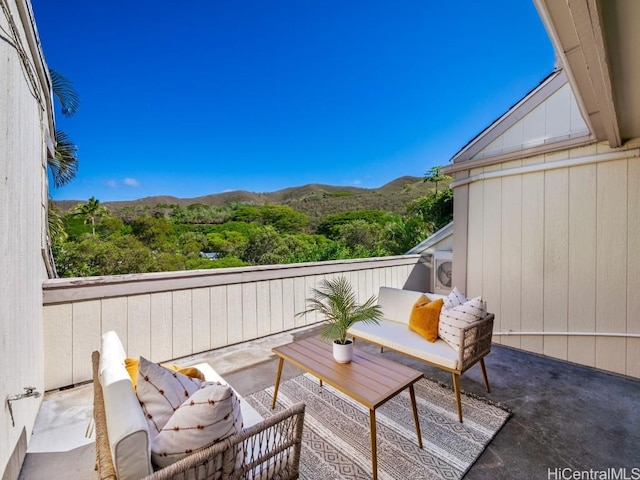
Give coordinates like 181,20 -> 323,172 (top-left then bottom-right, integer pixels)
51,184 -> 452,277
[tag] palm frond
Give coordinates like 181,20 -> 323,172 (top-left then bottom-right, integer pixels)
49,68 -> 80,116
297,276 -> 382,344
49,130 -> 78,187
47,201 -> 68,243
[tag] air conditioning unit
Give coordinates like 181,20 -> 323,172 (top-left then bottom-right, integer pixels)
433,251 -> 453,295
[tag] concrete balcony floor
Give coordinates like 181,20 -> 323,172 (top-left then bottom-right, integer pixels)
19,326 -> 640,479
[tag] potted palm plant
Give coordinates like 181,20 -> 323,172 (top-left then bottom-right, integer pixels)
298,276 -> 383,363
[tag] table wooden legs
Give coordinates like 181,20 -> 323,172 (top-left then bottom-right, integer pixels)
271,358 -> 284,409
369,409 -> 378,480
409,385 -> 423,449
369,385 -> 422,480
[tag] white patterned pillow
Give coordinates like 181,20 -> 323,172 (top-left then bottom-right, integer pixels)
136,357 -> 203,435
443,287 -> 468,310
151,382 -> 243,469
438,296 -> 486,351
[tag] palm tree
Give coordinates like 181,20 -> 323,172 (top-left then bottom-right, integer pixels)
49,68 -> 80,187
74,197 -> 109,236
423,166 -> 452,193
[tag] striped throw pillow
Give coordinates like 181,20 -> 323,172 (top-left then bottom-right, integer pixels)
443,287 -> 468,310
438,296 -> 486,351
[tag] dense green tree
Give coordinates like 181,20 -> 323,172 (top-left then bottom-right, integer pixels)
259,205 -> 308,233
407,188 -> 454,231
130,216 -> 173,249
74,197 -> 109,235
385,215 -> 431,254
316,210 -> 392,238
334,219 -> 384,251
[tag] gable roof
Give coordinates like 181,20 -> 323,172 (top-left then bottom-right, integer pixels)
446,69 -> 593,171
535,0 -> 640,147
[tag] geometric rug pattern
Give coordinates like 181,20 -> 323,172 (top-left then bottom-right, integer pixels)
246,373 -> 510,479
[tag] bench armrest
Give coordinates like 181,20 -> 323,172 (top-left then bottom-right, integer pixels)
458,314 -> 494,372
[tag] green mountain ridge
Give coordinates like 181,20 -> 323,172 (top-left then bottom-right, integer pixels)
53,176 -> 439,219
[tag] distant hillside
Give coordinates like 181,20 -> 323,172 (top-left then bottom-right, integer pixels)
54,175 -> 445,222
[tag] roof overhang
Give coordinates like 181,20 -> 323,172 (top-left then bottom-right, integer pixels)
534,0 -> 640,147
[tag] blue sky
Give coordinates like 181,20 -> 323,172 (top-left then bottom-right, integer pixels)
33,1 -> 555,202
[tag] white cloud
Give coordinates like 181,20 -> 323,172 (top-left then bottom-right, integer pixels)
106,180 -> 118,188
351,179 -> 362,186
123,177 -> 140,187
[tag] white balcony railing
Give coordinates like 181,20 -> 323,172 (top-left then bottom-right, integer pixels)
42,255 -> 429,390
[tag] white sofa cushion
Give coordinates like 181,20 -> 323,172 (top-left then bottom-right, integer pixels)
151,382 -> 243,469
99,330 -> 126,376
349,319 -> 459,370
100,333 -> 153,480
137,357 -> 203,435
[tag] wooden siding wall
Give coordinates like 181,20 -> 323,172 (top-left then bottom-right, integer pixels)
0,1 -> 52,477
461,142 -> 640,378
42,256 -> 427,390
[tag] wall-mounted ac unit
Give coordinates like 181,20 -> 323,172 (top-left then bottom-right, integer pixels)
433,251 -> 453,295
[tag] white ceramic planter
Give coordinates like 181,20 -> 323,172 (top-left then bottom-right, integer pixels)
332,340 -> 354,363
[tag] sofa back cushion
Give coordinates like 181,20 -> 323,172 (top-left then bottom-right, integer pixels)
100,334 -> 153,480
377,287 -> 431,325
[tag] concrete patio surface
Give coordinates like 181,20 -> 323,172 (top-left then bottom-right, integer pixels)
19,326 -> 640,479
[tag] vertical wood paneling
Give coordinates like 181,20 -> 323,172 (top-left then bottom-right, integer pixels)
521,170 -> 545,354
226,284 -> 243,344
452,181 -> 469,292
269,280 -> 284,334
72,300 -> 101,384
172,290 -> 193,358
467,182 -> 484,299
627,159 -> 640,377
210,286 -> 228,349
543,169 -> 569,359
101,297 -> 128,351
567,165 -> 597,366
282,278 -> 295,330
43,304 -> 73,390
293,277 -> 306,328
545,83 -> 570,138
150,292 -> 173,362
242,283 -> 258,341
256,281 -> 271,338
500,173 -> 522,348
482,177 -> 501,334
128,295 -> 151,361
596,160 -> 627,374
192,288 -> 211,353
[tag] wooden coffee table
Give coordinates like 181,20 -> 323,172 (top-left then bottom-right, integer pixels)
271,337 -> 423,480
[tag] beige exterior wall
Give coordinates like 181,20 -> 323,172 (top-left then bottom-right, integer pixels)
452,142 -> 640,378
42,255 -> 428,390
0,0 -> 53,477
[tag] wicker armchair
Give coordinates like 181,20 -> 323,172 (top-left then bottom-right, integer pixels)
92,352 -> 305,480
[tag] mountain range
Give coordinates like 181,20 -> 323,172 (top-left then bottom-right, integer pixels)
54,175 -> 441,220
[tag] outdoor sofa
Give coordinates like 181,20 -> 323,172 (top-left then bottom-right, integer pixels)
92,331 -> 305,480
348,286 -> 494,422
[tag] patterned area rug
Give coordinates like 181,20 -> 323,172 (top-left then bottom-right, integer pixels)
246,373 -> 510,480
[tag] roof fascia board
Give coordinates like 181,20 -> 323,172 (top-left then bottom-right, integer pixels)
450,70 -> 567,165
442,133 -> 595,175
534,0 -> 620,147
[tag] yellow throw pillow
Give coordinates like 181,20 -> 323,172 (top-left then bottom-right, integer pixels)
125,358 -> 205,389
408,296 -> 444,343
